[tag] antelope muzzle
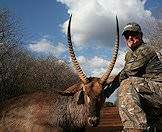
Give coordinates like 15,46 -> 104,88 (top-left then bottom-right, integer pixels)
87,116 -> 100,127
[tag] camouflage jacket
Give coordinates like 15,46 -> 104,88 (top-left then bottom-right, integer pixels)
104,43 -> 162,97
120,43 -> 162,82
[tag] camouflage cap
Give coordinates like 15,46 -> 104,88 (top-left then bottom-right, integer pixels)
122,22 -> 142,35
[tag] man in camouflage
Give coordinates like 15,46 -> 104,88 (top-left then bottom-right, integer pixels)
104,22 -> 162,132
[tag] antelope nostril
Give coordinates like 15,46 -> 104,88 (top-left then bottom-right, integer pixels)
88,117 -> 99,127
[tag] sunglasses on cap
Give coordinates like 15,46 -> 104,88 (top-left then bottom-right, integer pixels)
123,31 -> 140,39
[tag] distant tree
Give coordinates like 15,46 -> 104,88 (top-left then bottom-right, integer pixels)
143,9 -> 162,52
14,56 -> 79,93
156,10 -> 162,59
0,8 -> 79,103
0,8 -> 25,101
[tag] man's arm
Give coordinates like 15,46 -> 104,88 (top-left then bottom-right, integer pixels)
104,69 -> 128,98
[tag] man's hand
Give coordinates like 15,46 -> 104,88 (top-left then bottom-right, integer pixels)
103,82 -> 113,98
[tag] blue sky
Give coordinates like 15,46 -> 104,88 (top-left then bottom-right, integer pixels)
1,0 -> 161,75
1,0 -> 68,43
1,0 -> 162,101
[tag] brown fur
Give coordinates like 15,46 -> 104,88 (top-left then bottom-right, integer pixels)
0,78 -> 106,132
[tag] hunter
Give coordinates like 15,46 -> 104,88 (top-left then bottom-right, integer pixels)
104,22 -> 162,132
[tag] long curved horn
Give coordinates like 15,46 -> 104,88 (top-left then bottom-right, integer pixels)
100,16 -> 119,85
67,15 -> 89,84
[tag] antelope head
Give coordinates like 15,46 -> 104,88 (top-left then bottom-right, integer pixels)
67,15 -> 119,127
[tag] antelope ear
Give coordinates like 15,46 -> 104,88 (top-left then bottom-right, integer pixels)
77,91 -> 85,105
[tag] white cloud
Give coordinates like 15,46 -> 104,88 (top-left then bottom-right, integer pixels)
29,38 -> 66,57
57,0 -> 157,48
111,49 -> 126,75
76,55 -> 107,77
71,50 -> 126,77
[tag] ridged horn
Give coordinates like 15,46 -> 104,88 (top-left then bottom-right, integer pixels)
100,16 -> 119,85
67,15 -> 89,84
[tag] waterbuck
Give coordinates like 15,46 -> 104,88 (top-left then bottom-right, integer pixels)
0,15 -> 119,132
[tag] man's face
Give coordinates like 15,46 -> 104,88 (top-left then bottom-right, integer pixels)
124,31 -> 141,49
